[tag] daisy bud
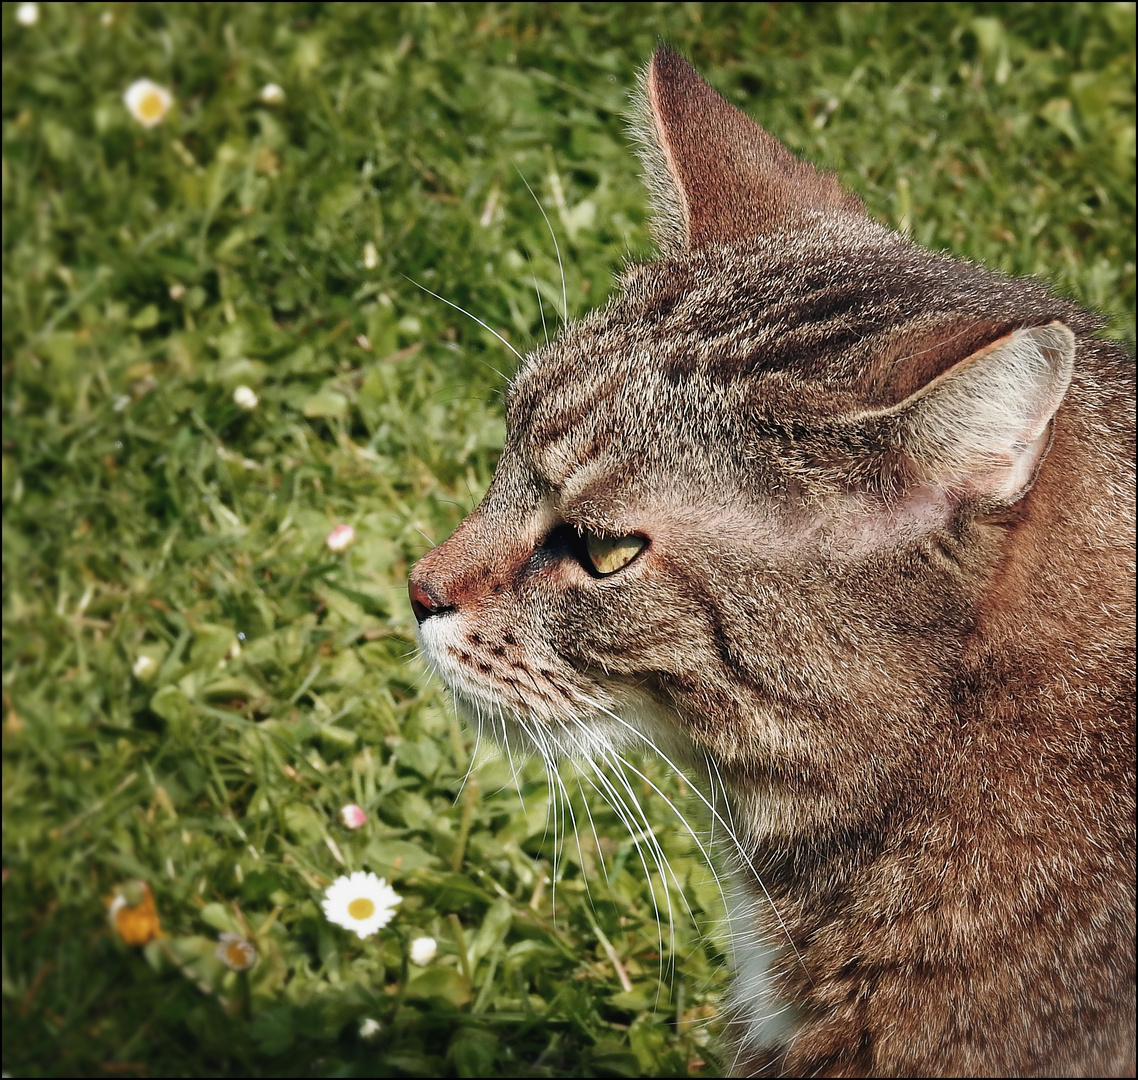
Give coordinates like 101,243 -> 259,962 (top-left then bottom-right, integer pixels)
132,655 -> 157,679
260,83 -> 285,106
359,1017 -> 382,1040
325,524 -> 356,552
363,242 -> 378,270
340,804 -> 367,829
233,385 -> 259,410
16,3 -> 39,26
410,936 -> 437,965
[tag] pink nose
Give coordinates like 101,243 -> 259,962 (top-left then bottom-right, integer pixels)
408,579 -> 443,623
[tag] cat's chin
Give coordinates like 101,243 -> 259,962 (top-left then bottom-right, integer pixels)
446,688 -> 617,762
445,683 -> 693,768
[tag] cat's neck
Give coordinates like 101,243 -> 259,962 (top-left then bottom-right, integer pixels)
716,436 -> 1135,1076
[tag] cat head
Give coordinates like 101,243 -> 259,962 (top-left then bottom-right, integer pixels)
409,48 -> 1079,827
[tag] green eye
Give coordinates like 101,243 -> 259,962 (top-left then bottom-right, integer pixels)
583,532 -> 647,575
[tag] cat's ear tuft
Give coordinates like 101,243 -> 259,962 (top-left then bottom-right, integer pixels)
889,321 -> 1076,505
630,46 -> 863,252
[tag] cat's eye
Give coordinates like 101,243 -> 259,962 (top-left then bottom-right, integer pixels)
583,532 -> 647,576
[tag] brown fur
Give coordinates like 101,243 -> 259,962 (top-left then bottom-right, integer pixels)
410,48 -> 1136,1076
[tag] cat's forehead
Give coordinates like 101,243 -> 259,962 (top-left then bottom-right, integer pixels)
504,335 -> 855,522
505,220 -> 1068,499
505,231 -> 892,494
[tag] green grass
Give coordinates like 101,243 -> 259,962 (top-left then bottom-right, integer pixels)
2,2 -> 1133,1076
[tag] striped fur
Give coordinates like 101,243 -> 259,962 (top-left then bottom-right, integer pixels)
411,48 -> 1135,1076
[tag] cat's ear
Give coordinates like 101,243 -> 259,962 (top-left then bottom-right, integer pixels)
882,321 -> 1076,505
631,46 -> 863,251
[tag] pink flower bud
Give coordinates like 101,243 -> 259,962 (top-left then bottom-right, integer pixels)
340,804 -> 367,829
326,524 -> 356,552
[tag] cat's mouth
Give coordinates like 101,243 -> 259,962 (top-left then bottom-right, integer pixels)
422,619 -> 576,719
416,612 -> 649,760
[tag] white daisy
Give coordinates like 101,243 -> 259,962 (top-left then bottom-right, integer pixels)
260,83 -> 285,106
215,932 -> 257,971
16,3 -> 39,27
322,871 -> 400,939
123,79 -> 173,128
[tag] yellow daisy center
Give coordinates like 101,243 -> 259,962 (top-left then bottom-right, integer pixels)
139,92 -> 165,121
348,897 -> 376,921
225,942 -> 249,966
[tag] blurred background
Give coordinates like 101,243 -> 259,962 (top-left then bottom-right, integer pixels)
2,3 -> 1134,1076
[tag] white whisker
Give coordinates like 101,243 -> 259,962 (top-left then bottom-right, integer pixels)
549,755 -> 595,915
497,702 -> 530,817
574,773 -> 610,885
590,700 -> 804,973
531,270 -> 550,346
401,274 -> 519,371
452,692 -> 481,800
555,708 -> 679,990
515,166 -> 568,323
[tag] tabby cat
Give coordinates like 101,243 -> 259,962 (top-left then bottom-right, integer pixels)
409,48 -> 1136,1077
